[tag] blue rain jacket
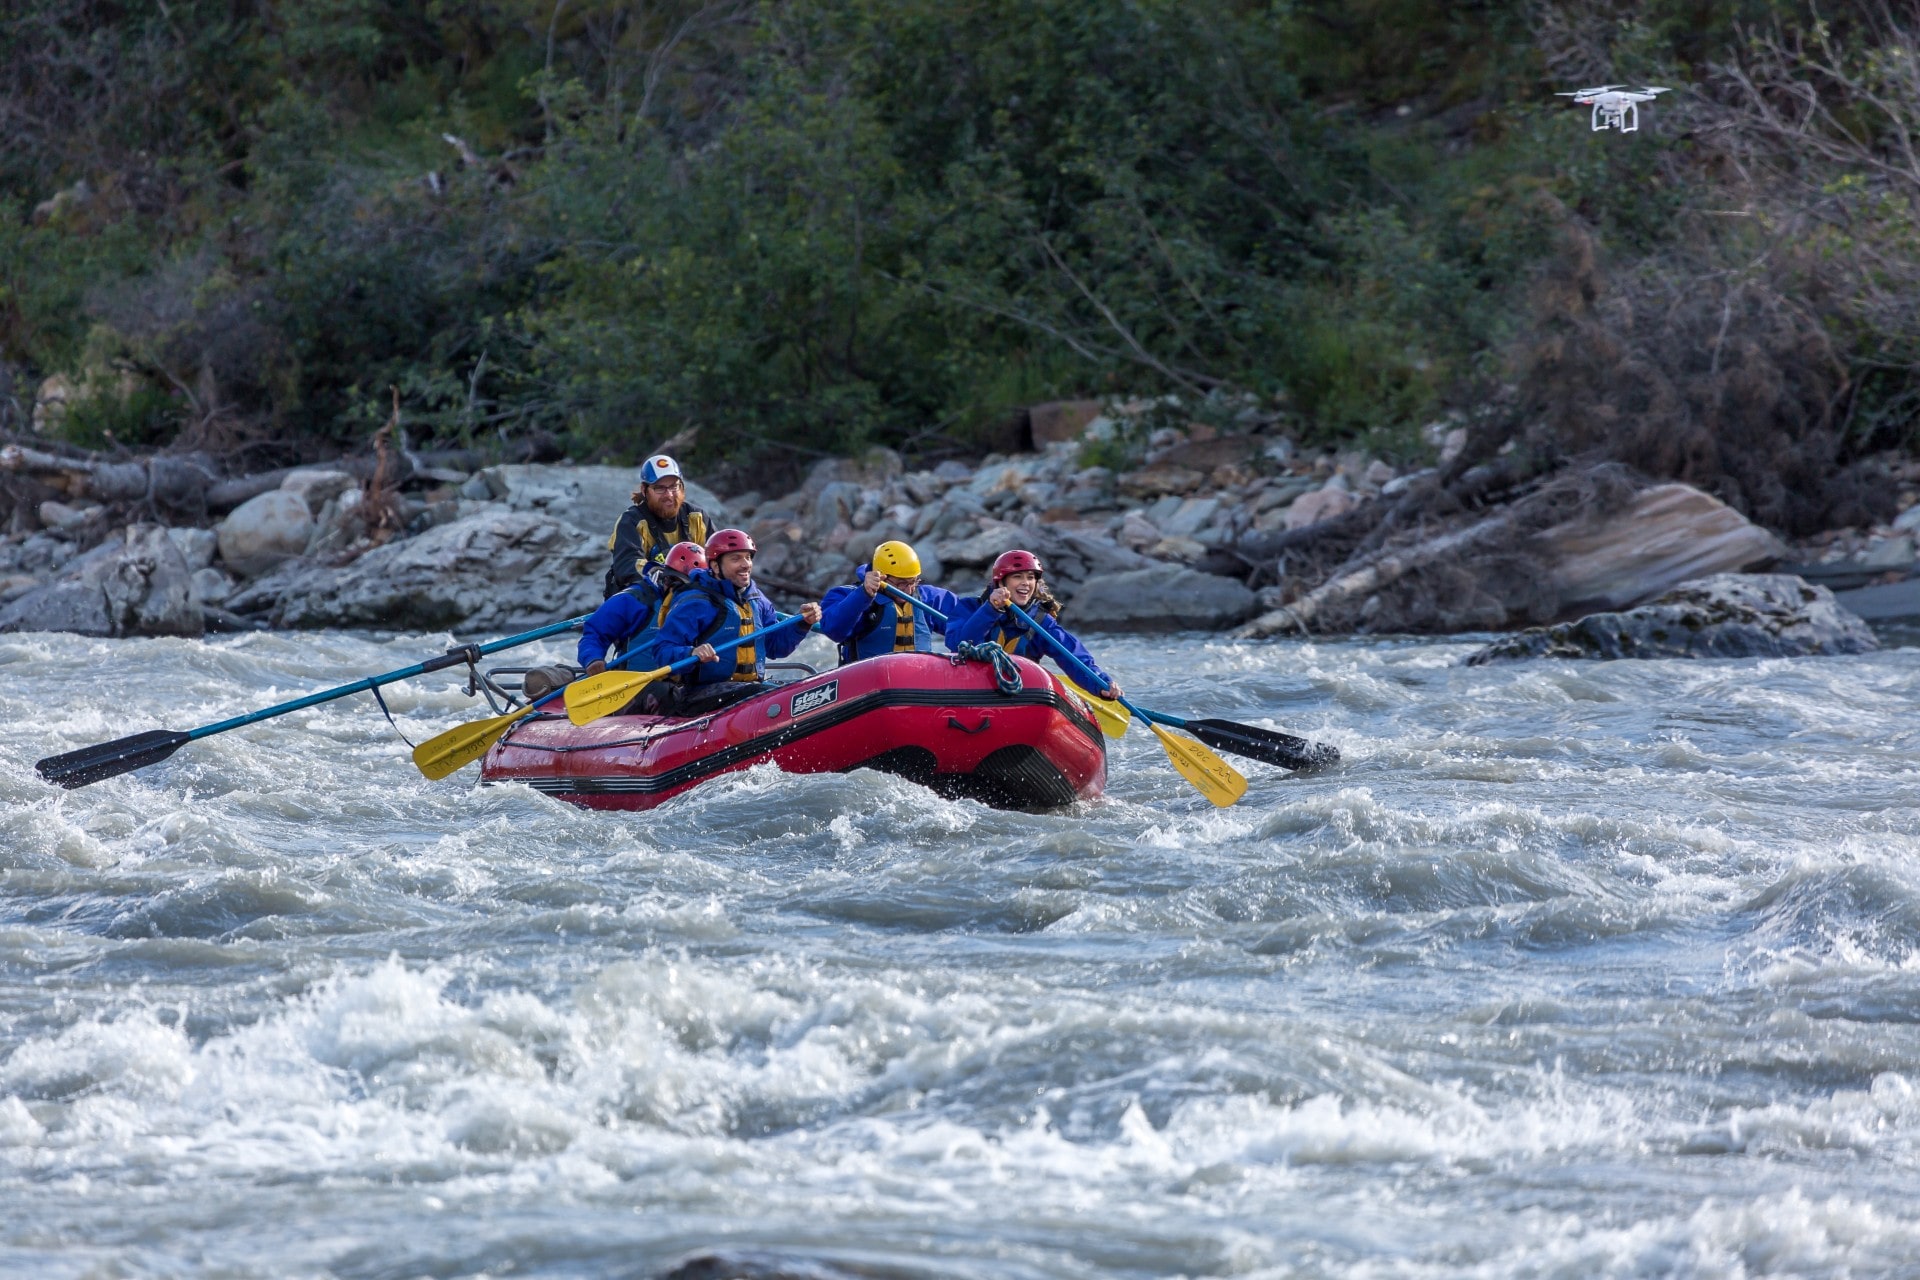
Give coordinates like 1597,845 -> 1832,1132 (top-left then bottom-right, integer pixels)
577,578 -> 670,668
818,565 -> 968,665
946,595 -> 1112,690
654,570 -> 808,685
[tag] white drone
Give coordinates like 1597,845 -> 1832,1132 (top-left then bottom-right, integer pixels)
1557,85 -> 1670,132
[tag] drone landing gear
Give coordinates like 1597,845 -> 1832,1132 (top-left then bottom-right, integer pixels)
1591,103 -> 1639,132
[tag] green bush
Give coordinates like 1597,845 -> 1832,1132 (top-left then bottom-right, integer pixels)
1,0 -> 1914,503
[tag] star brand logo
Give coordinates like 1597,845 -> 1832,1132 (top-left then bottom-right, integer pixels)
790,680 -> 839,717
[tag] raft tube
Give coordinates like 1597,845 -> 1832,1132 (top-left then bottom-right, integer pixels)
480,651 -> 1107,811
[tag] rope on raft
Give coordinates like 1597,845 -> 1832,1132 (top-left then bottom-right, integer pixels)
951,642 -> 1023,696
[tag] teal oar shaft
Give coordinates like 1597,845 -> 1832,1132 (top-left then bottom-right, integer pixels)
37,614 -> 591,788
1006,601 -> 1126,708
556,611 -> 809,711
878,581 -> 950,624
1004,603 -> 1336,774
184,615 -> 589,741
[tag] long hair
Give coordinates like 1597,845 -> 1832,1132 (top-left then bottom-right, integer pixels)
985,576 -> 1061,617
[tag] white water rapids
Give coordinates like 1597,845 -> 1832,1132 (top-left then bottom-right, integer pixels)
3,626 -> 1920,1278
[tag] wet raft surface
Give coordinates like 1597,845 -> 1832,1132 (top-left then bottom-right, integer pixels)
3,629 -> 1920,1277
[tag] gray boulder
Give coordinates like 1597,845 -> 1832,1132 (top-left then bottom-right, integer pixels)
0,524 -> 202,637
217,489 -> 315,577
476,464 -> 732,539
272,508 -> 603,632
1068,563 -> 1258,632
1464,573 -> 1877,665
279,468 -> 357,515
1542,483 -> 1785,615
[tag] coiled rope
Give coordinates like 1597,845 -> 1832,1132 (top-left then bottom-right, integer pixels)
951,642 -> 1023,696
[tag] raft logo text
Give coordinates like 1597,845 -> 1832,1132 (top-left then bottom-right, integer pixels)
791,681 -> 839,717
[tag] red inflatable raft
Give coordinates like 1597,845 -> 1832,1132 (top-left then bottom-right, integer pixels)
479,651 -> 1107,810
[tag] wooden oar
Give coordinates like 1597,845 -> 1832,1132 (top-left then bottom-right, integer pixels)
37,615 -> 591,789
874,583 -> 1129,739
1004,602 -> 1247,808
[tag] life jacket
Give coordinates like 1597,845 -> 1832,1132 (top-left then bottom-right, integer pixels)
963,593 -> 1063,658
604,503 -> 710,597
613,569 -> 692,665
687,578 -> 762,684
839,590 -> 933,665
608,579 -> 662,662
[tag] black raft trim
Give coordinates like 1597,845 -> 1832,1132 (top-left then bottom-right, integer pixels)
496,684 -> 1103,798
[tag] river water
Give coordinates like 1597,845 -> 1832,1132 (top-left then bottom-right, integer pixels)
3,626 -> 1919,1279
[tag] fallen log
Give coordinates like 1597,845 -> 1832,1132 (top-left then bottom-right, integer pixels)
2,444 -> 439,516
0,444 -> 218,512
1232,508 -> 1519,637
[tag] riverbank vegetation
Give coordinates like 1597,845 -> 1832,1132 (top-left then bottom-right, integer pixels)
3,0 -> 1916,533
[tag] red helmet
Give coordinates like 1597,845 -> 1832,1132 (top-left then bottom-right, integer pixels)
704,528 -> 757,561
990,549 -> 1044,583
663,540 -> 707,575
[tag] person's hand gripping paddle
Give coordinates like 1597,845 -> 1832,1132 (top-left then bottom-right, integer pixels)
1002,601 -> 1248,808
874,582 -> 1130,738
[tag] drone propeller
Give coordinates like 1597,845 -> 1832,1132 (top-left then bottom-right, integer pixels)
1557,84 -> 1624,96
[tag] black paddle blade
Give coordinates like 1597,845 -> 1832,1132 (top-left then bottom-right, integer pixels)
36,729 -> 191,789
1186,719 -> 1340,773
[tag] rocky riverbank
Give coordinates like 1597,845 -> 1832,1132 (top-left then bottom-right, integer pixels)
3,399 -> 1916,647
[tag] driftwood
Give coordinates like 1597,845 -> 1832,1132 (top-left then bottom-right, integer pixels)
2,442 -> 482,517
1198,451 -> 1547,590
1232,509 -> 1520,637
0,444 -> 219,513
1232,461 -> 1648,638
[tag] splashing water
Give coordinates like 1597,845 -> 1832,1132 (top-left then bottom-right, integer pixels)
3,628 -> 1920,1278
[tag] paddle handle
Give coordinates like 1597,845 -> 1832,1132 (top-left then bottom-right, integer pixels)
183,614 -> 591,742
878,581 -> 950,624
660,610 -> 807,673
1006,601 -> 1122,707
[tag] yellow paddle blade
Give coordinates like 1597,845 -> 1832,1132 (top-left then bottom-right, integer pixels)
412,706 -> 535,781
1059,674 -> 1130,738
563,666 -> 670,726
1146,720 -> 1247,808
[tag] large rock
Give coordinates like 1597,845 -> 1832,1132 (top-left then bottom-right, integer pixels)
1543,483 -> 1785,615
1285,486 -> 1357,530
272,508 -> 603,632
1117,465 -> 1205,499
1153,435 -> 1258,471
1029,399 -> 1103,447
1833,576 -> 1920,623
1069,564 -> 1258,631
926,517 -> 1154,604
476,464 -> 732,539
1463,574 -> 1876,664
217,489 -> 314,577
0,524 -> 202,637
279,469 -> 357,515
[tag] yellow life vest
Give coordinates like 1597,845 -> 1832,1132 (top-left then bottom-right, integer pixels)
607,509 -> 712,576
727,596 -> 758,683
892,598 -> 917,653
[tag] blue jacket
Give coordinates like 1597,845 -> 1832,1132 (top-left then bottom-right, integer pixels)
654,570 -> 808,685
818,565 -> 968,665
946,595 -> 1112,690
578,579 -> 673,668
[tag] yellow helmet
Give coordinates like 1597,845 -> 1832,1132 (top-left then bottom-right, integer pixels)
872,540 -> 922,578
